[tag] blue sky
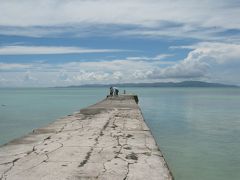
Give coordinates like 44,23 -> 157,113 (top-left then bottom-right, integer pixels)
0,0 -> 240,87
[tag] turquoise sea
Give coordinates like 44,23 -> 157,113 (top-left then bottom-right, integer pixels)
0,87 -> 240,180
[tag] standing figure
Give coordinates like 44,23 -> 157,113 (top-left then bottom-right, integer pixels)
114,88 -> 119,96
110,86 -> 113,96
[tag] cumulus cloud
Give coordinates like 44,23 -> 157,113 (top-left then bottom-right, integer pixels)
24,71 -> 37,81
112,71 -> 123,80
153,42 -> 240,82
148,60 -> 209,79
0,42 -> 240,87
181,42 -> 240,64
0,45 -> 123,55
58,71 -> 71,82
73,71 -> 110,82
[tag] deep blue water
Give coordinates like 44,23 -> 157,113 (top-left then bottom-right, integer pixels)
0,87 -> 240,180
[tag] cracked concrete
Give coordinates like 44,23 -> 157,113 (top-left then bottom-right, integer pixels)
0,95 -> 173,180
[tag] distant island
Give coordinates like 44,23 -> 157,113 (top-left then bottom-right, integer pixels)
62,81 -> 238,88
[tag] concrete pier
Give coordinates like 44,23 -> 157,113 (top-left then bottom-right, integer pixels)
0,95 -> 173,180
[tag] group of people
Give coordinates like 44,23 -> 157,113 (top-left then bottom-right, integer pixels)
109,86 -> 119,96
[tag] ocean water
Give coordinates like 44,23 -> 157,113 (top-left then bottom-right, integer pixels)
0,88 -> 107,145
0,87 -> 240,180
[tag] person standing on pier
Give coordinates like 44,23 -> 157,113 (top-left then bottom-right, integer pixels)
109,86 -> 113,96
114,87 -> 119,96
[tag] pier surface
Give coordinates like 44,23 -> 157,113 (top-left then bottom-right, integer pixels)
0,95 -> 173,180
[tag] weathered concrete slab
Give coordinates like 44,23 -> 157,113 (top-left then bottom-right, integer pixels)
0,95 -> 173,180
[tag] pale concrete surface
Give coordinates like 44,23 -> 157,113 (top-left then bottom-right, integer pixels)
0,95 -> 173,180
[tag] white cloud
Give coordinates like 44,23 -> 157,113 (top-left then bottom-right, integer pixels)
153,54 -> 173,60
24,71 -> 37,81
118,26 -> 229,41
0,45 -> 123,55
0,26 -> 70,38
148,59 -> 209,79
58,71 -> 71,82
148,42 -> 240,81
183,42 -> 240,64
0,63 -> 32,70
73,71 -> 110,82
112,71 -> 123,80
0,0 -> 238,28
0,42 -> 240,87
126,54 -> 174,62
0,0 -> 239,40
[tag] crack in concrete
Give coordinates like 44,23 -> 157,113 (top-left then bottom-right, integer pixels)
144,134 -> 153,155
123,162 -> 133,180
1,119 -> 70,179
78,115 -> 111,168
110,132 -> 127,159
0,158 -> 20,180
0,135 -> 54,179
7,141 -> 63,178
0,162 -> 12,166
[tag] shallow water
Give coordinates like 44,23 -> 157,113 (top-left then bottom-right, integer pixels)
0,87 -> 240,180
0,87 -> 107,145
